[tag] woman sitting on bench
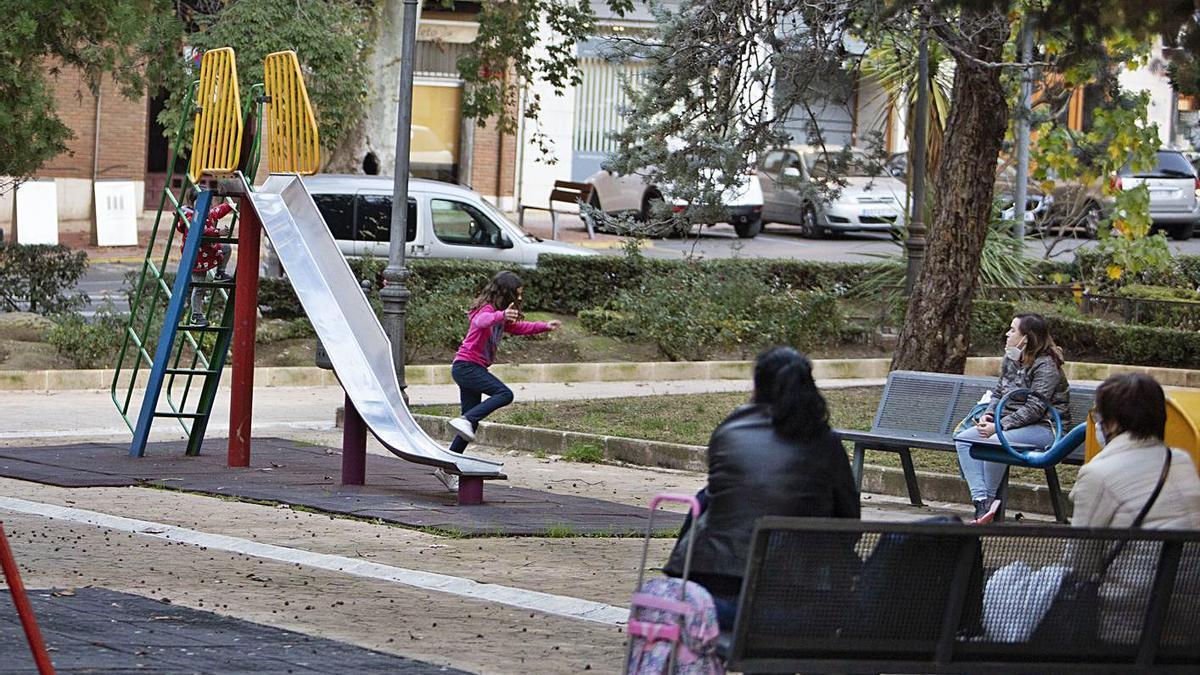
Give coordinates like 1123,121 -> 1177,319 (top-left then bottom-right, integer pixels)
662,346 -> 860,631
955,313 -> 1070,523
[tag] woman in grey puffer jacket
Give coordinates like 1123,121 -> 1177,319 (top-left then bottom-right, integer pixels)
955,313 -> 1070,522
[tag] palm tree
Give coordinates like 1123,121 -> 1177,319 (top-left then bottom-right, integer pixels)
861,31 -> 955,183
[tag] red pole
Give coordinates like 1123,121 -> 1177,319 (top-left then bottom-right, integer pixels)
341,394 -> 367,485
0,523 -> 56,675
228,197 -> 261,468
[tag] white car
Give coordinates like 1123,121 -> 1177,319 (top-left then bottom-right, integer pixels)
585,168 -> 766,238
1115,149 -> 1200,240
266,175 -> 595,272
759,145 -> 906,238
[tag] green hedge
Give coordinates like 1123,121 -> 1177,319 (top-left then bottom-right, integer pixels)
252,255 -> 890,317
966,298 -> 1200,369
0,243 -> 89,314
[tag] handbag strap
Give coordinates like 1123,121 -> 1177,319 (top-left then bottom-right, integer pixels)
1098,444 -> 1173,575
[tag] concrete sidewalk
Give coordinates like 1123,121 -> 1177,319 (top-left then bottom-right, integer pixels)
0,378 -> 883,443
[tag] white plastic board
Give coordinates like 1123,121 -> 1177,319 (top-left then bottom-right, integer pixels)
15,180 -> 58,245
94,181 -> 139,246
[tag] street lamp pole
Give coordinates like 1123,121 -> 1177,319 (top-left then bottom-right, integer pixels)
381,0 -> 419,390
906,22 -> 930,295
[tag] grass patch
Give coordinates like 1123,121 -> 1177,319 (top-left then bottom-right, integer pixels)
543,523 -> 577,538
414,387 -> 1080,489
562,442 -> 604,464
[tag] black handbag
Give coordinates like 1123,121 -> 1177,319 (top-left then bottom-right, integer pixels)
1031,445 -> 1173,645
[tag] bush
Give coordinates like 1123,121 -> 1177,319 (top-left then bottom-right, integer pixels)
1177,255 -> 1200,290
0,243 -> 89,314
603,262 -> 848,360
47,306 -> 126,369
1112,284 -> 1200,331
255,318 -> 316,344
1047,315 -> 1200,369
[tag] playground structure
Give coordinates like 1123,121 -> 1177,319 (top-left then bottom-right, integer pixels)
1,522 -> 55,674
110,48 -> 503,504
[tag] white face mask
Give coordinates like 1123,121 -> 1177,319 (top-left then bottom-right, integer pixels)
1004,345 -> 1023,362
1094,418 -> 1107,448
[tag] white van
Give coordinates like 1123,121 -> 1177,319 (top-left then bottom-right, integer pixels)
265,175 -> 596,272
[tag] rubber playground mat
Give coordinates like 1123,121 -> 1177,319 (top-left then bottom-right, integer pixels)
0,438 -> 683,536
1,587 -> 467,674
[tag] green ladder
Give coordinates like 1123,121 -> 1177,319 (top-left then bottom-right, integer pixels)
111,84 -> 263,457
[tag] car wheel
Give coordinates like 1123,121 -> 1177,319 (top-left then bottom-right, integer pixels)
734,215 -> 763,239
640,190 -> 663,223
1172,220 -> 1196,241
798,205 -> 822,239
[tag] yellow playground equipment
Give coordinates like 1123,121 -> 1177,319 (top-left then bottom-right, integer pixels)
1085,388 -> 1200,472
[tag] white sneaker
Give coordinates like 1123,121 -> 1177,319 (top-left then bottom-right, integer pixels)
449,417 -> 476,442
433,468 -> 459,492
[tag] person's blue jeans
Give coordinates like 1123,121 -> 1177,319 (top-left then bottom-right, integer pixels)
954,423 -> 1054,501
448,360 -> 514,454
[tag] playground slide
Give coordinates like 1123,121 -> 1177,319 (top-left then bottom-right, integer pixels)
247,174 -> 505,478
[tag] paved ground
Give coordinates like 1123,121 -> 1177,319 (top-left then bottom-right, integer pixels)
0,381 -> 980,674
2,587 -> 462,674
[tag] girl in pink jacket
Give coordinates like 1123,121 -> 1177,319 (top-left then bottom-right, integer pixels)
435,271 -> 560,491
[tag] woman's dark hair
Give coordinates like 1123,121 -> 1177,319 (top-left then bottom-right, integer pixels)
753,346 -> 830,442
1015,312 -> 1063,368
1095,373 -> 1167,441
471,271 -> 523,315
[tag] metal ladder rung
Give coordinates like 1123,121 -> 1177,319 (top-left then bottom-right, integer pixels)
165,367 -> 221,376
190,280 -> 236,289
178,325 -> 231,333
202,236 -> 239,245
154,411 -> 205,419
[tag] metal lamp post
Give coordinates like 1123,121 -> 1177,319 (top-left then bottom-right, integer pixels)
906,23 -> 930,295
381,0 -> 419,390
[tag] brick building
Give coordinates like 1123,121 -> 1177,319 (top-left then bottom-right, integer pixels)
0,8 -> 516,248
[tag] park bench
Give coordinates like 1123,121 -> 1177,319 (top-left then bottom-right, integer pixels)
835,370 -> 1096,523
517,180 -> 596,240
725,516 -> 1200,674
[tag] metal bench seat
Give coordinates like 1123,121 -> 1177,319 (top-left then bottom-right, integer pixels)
726,517 -> 1200,674
836,370 -> 1095,522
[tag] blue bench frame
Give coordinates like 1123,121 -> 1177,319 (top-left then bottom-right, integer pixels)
835,370 -> 1094,523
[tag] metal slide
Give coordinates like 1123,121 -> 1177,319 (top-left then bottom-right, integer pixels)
247,174 -> 505,478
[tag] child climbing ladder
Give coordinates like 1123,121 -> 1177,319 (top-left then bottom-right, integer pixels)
176,199 -> 234,327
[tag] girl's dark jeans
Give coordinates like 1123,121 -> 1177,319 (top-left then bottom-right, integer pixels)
448,360 -> 514,454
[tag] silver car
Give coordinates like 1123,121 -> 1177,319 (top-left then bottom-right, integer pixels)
759,145 -> 906,238
1116,149 -> 1200,240
267,175 -> 595,270
585,168 -> 766,238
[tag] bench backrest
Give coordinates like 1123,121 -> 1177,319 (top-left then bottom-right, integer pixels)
548,180 -> 593,206
876,370 -> 1095,461
729,517 -> 1200,673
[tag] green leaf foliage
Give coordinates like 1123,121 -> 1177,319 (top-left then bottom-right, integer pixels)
0,0 -> 177,189
158,0 -> 371,155
0,243 -> 89,315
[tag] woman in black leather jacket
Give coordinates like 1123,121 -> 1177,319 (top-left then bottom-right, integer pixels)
663,347 -> 860,630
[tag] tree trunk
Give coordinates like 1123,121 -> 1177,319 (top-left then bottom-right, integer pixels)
324,0 -> 419,174
891,9 -> 1010,374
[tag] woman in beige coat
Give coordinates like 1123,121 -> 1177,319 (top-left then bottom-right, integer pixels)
1069,373 -> 1200,644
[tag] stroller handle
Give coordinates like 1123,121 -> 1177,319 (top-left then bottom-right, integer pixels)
649,493 -> 702,518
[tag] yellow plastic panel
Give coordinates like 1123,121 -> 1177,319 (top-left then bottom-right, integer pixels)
188,48 -> 244,182
1084,392 -> 1200,474
263,50 -> 320,175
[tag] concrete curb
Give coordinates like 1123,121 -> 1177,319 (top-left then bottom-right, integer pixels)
408,414 -> 1067,517
5,357 -> 1200,392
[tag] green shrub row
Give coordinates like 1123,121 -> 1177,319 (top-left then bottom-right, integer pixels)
0,243 -> 89,315
579,262 -> 845,360
968,298 -> 1200,369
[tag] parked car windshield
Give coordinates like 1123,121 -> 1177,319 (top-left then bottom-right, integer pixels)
475,196 -> 538,242
1120,151 -> 1196,178
804,151 -> 877,178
